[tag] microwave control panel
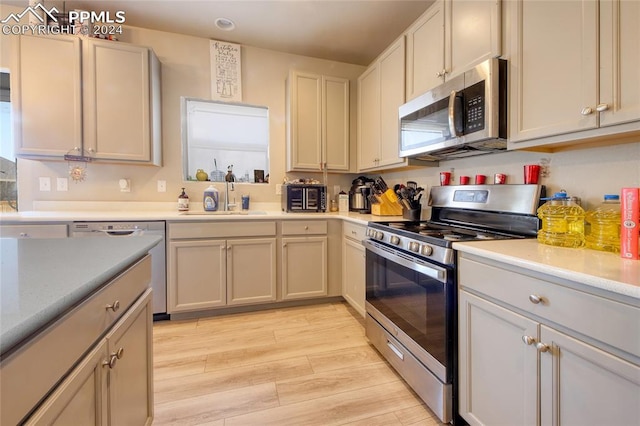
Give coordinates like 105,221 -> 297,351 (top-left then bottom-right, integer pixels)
464,81 -> 485,133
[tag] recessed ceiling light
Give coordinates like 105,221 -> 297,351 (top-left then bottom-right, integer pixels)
215,17 -> 236,31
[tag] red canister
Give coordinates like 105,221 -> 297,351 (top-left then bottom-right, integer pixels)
494,173 -> 507,184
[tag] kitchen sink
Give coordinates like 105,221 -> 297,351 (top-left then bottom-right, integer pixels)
179,210 -> 267,216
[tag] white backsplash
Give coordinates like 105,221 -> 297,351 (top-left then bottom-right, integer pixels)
380,141 -> 640,212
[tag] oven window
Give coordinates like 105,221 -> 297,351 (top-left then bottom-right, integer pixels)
366,248 -> 451,367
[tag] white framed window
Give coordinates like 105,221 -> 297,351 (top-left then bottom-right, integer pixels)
181,98 -> 269,182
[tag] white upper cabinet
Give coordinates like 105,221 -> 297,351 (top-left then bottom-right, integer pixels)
508,0 -> 639,148
83,38 -> 161,164
405,0 -> 445,100
286,70 -> 350,172
405,0 -> 501,100
599,0 -> 640,128
445,0 -> 502,80
357,37 -> 407,171
12,35 -> 162,165
12,35 -> 83,157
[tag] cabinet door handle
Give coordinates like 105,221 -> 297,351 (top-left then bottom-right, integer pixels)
528,294 -> 543,304
103,354 -> 118,369
581,106 -> 594,115
535,342 -> 550,353
114,347 -> 124,359
304,226 -> 309,230
596,103 -> 610,112
106,300 -> 120,312
522,335 -> 536,345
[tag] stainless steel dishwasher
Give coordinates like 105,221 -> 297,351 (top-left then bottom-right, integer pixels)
71,221 -> 167,319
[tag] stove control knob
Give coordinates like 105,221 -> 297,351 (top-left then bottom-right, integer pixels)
375,231 -> 384,240
408,241 -> 420,252
390,236 -> 400,245
420,245 -> 433,256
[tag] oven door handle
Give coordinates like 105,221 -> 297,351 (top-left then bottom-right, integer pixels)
364,240 -> 446,283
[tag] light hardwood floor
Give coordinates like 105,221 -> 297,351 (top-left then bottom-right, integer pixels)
153,302 -> 445,425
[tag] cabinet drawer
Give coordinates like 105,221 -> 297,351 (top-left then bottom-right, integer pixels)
282,220 -> 327,235
169,221 -> 276,239
0,255 -> 150,426
0,224 -> 68,238
459,257 -> 640,357
343,221 -> 366,242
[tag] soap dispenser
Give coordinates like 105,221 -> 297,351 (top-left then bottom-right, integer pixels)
203,185 -> 219,211
178,188 -> 189,212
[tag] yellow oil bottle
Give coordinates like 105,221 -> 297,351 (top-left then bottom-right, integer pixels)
537,191 -> 585,248
585,194 -> 621,253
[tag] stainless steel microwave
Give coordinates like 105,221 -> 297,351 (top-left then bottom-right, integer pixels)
399,58 -> 507,161
282,184 -> 327,212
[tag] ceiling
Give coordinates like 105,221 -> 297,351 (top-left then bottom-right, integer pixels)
9,0 -> 433,66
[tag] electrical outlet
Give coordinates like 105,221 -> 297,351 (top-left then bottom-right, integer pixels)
119,179 -> 131,192
275,184 -> 283,195
39,177 -> 51,192
157,180 -> 167,192
56,177 -> 68,192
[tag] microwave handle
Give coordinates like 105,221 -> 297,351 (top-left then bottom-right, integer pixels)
448,90 -> 464,137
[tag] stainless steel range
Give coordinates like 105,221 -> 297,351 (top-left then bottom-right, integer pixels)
364,184 -> 544,424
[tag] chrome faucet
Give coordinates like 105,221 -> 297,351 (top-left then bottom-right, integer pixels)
224,180 -> 236,211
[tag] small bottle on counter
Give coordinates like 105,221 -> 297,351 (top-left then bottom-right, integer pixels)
178,188 -> 189,211
203,185 -> 219,211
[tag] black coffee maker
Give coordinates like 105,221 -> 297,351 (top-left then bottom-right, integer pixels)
349,176 -> 373,213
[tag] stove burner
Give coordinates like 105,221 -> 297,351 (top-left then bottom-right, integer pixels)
389,223 -> 407,229
443,234 -> 463,241
474,233 -> 495,240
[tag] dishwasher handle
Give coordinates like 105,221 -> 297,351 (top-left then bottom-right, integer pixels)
94,229 -> 144,237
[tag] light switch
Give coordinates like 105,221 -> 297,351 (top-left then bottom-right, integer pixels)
39,177 -> 51,192
56,177 -> 68,191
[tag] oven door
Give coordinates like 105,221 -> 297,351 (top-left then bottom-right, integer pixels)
364,239 -> 454,384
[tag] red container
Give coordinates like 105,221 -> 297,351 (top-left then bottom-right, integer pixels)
475,174 -> 487,184
524,164 -> 541,184
440,172 -> 451,186
494,173 -> 507,184
621,187 -> 639,259
459,176 -> 470,185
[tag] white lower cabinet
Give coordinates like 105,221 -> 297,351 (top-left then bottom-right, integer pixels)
458,255 -> 640,426
281,221 -> 328,300
26,290 -> 153,426
342,222 -> 366,316
167,221 -> 277,313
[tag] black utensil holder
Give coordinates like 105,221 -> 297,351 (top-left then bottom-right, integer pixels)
403,205 -> 421,221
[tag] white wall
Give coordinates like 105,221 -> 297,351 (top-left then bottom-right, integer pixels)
381,140 -> 640,212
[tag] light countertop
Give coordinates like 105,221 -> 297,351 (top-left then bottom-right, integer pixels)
0,206 -> 401,226
454,239 -> 640,301
0,235 -> 162,356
